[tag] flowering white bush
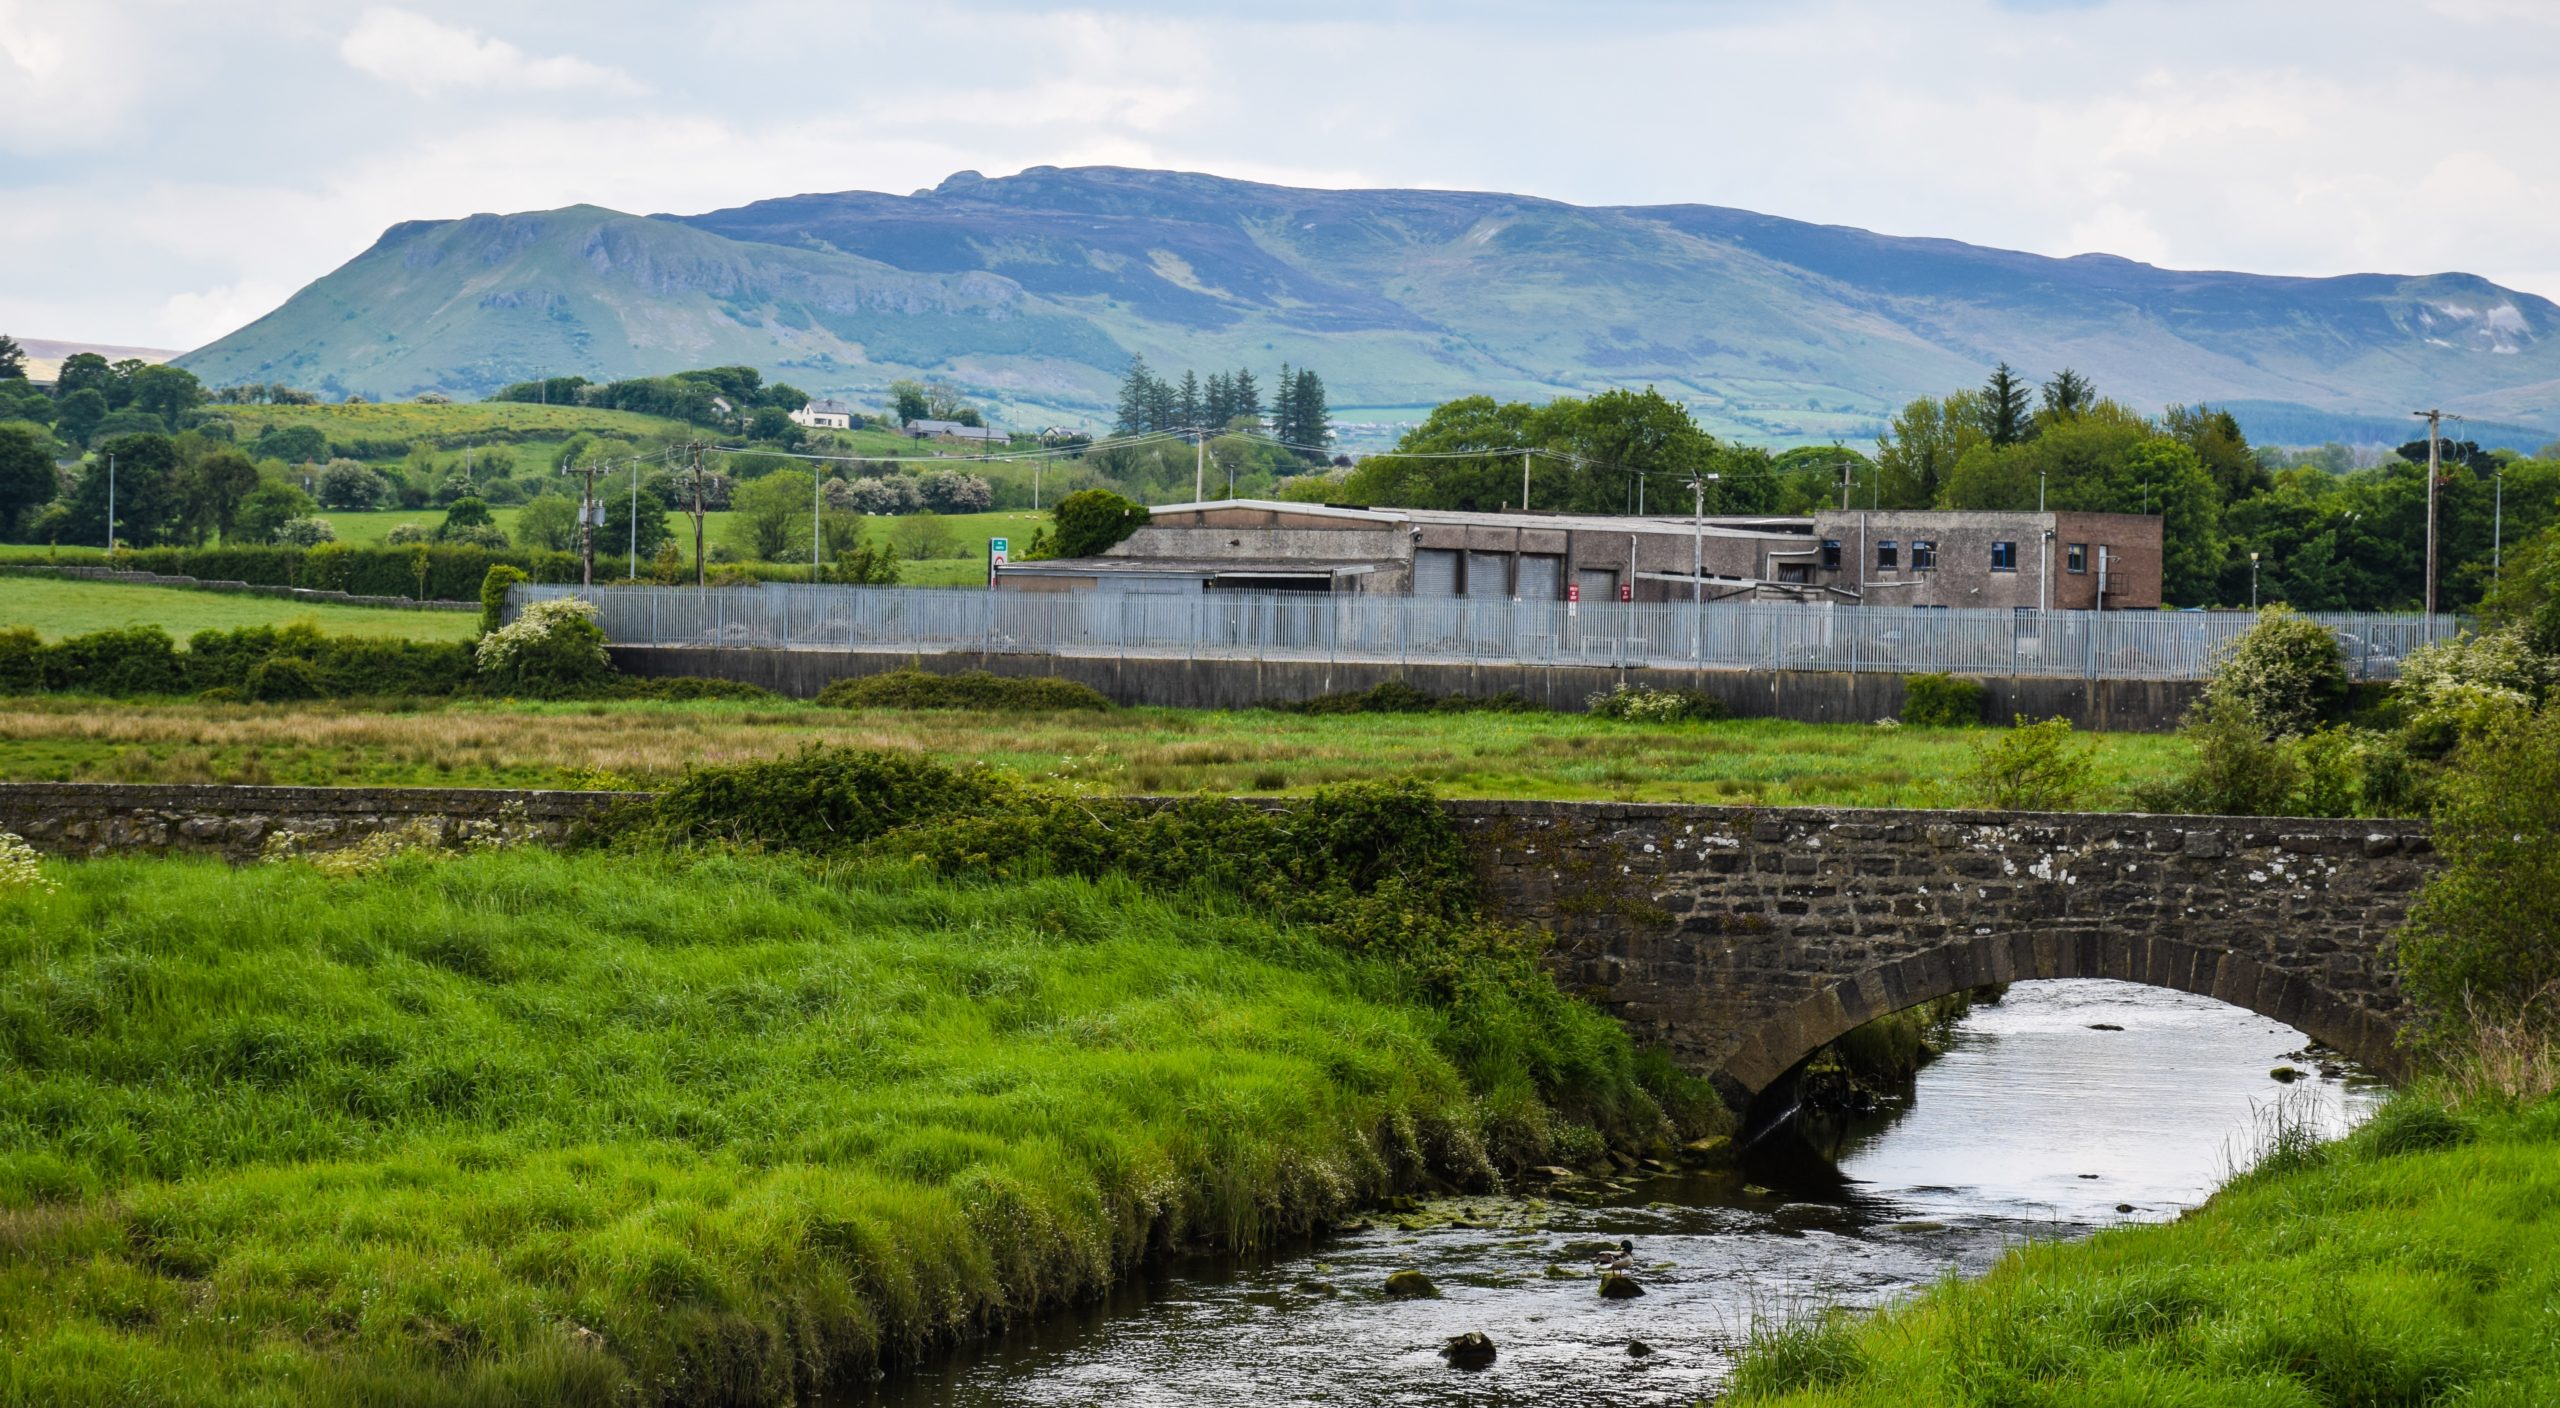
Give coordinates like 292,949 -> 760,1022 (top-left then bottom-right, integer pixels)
1586,682 -> 1725,723
2206,605 -> 2347,738
0,831 -> 54,895
263,818 -> 456,876
474,597 -> 611,697
2397,627 -> 2554,735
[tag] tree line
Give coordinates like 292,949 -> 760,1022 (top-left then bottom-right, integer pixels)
1112,356 -> 1332,453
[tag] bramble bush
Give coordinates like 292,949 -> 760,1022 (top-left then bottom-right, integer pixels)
1900,673 -> 1986,728
473,598 -> 612,698
1586,682 -> 1727,723
1962,716 -> 2097,810
2394,706 -> 2560,1054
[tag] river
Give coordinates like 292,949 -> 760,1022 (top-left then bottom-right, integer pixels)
856,979 -> 2384,1406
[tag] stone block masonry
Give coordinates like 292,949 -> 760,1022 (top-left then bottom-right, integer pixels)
1453,801 -> 2434,1107
0,785 -> 2434,1103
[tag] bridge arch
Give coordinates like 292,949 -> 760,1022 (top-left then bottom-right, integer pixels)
1707,931 -> 2403,1111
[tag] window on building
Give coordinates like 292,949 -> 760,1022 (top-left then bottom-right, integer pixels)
1876,539 -> 1899,570
1912,539 -> 1937,571
1820,539 -> 1842,571
2066,542 -> 2087,574
1990,540 -> 2017,572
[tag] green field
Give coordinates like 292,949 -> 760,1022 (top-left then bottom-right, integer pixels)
0,695 -> 2189,803
0,578 -> 480,643
0,813 -> 1666,1403
207,401 -> 696,449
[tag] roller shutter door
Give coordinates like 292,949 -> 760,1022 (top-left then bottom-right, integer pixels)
1515,554 -> 1562,601
1465,551 -> 1511,597
1413,549 -> 1460,596
1577,568 -> 1619,603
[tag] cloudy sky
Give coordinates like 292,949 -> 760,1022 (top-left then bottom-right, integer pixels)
5,0 -> 2555,353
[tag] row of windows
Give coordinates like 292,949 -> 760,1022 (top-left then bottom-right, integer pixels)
1849,540 -> 2098,574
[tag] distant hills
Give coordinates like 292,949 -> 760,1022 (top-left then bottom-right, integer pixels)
175,166 -> 2560,449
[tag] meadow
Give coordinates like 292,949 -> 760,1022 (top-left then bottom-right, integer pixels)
0,825 -> 1666,1404
0,695 -> 2189,804
0,578 -> 480,642
287,509 -> 1043,587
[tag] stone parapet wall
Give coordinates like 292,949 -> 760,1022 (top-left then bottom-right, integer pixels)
0,783 -> 630,863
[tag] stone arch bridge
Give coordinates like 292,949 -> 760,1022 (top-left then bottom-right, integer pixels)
0,786 -> 2436,1108
1448,802 -> 2435,1109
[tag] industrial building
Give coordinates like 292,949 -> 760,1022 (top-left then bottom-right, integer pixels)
995,500 -> 2165,610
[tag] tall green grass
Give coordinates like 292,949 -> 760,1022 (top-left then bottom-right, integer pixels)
1728,1091 -> 2560,1405
0,844 -> 1674,1404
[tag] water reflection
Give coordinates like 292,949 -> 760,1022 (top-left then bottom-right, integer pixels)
857,980 -> 2382,1407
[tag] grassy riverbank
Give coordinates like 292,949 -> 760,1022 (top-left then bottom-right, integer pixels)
1732,1084 -> 2560,1405
0,579 -> 481,642
0,696 -> 2189,806
0,841 -> 1681,1404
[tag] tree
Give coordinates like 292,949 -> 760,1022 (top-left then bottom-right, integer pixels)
53,353 -> 113,401
2394,706 -> 2560,1051
887,513 -> 958,561
1113,356 -> 1162,435
250,424 -> 328,465
1204,372 -> 1236,428
515,493 -> 578,552
1231,368 -> 1261,425
731,469 -> 814,561
2164,403 -> 2271,505
917,470 -> 993,513
2037,368 -> 2096,423
0,335 -> 24,380
1872,392 -> 1982,508
65,432 -> 182,547
1174,370 -> 1202,430
127,364 -> 205,428
1271,363 -> 1299,445
1982,362 -> 2033,447
887,380 -> 930,427
748,407 -> 804,446
1042,489 -> 1150,558
55,388 -> 107,447
315,459 -> 387,510
1287,368 -> 1331,453
177,448 -> 261,544
0,424 -> 55,538
599,491 -> 672,565
234,482 -> 316,544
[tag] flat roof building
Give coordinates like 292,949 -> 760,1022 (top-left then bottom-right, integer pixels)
995,499 -> 2165,611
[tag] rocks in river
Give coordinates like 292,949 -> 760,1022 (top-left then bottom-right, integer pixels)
2115,1203 -> 2136,1214
1440,1331 -> 1497,1370
1679,1135 -> 1734,1167
1544,1263 -> 1586,1279
1772,1202 -> 1855,1231
2270,1065 -> 2304,1083
1295,1279 -> 1338,1296
2077,1174 -> 2101,1180
1598,1271 -> 1646,1299
1627,1339 -> 1654,1358
1383,1269 -> 1440,1300
2088,1023 -> 2124,1031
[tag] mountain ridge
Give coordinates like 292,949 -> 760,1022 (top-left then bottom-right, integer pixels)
175,165 -> 2560,447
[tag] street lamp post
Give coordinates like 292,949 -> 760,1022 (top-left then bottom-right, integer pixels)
2250,551 -> 2260,611
1691,472 -> 1721,662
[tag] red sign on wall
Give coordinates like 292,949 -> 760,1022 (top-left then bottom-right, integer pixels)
1618,582 -> 1632,603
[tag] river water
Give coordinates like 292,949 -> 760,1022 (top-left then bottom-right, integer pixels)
859,980 -> 2384,1407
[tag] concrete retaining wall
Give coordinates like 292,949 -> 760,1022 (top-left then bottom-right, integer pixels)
610,644 -> 2203,731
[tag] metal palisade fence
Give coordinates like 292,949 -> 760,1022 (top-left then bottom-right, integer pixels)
516,584 -> 2458,681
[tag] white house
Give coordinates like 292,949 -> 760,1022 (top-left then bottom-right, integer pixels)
791,398 -> 856,431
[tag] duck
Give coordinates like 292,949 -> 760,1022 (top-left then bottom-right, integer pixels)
1594,1238 -> 1637,1272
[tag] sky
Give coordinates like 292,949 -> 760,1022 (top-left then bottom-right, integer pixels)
4,0 -> 2556,353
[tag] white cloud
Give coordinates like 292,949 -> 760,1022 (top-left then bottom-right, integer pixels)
338,8 -> 644,96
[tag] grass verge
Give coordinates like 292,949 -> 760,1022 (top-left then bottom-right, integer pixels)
0,839 -> 1675,1404
1729,1082 -> 2560,1405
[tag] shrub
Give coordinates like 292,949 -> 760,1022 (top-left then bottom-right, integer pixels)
242,655 -> 325,703
0,626 -> 38,692
814,669 -> 1110,712
615,676 -> 776,702
2395,627 -> 2555,742
1962,716 -> 2096,810
2208,604 -> 2348,738
646,746 -> 1002,853
479,564 -> 528,635
2143,694 -> 2304,816
383,523 -> 431,545
1587,682 -> 1727,723
2394,706 -> 2560,1052
473,598 -> 612,698
2295,725 -> 2368,818
1900,672 -> 1987,727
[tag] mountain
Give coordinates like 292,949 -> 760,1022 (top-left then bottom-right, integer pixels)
176,166 -> 2560,447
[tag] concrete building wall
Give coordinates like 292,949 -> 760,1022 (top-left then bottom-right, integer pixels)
1811,510 -> 2164,610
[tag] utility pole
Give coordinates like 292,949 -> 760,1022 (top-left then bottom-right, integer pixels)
1522,448 -> 1533,514
2250,551 -> 2261,611
2493,458 -> 2505,585
627,460 -> 640,580
104,453 -> 115,557
2414,408 -> 2443,622
563,456 -> 605,587
813,464 -> 824,583
687,442 -> 708,587
1194,428 -> 1206,502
